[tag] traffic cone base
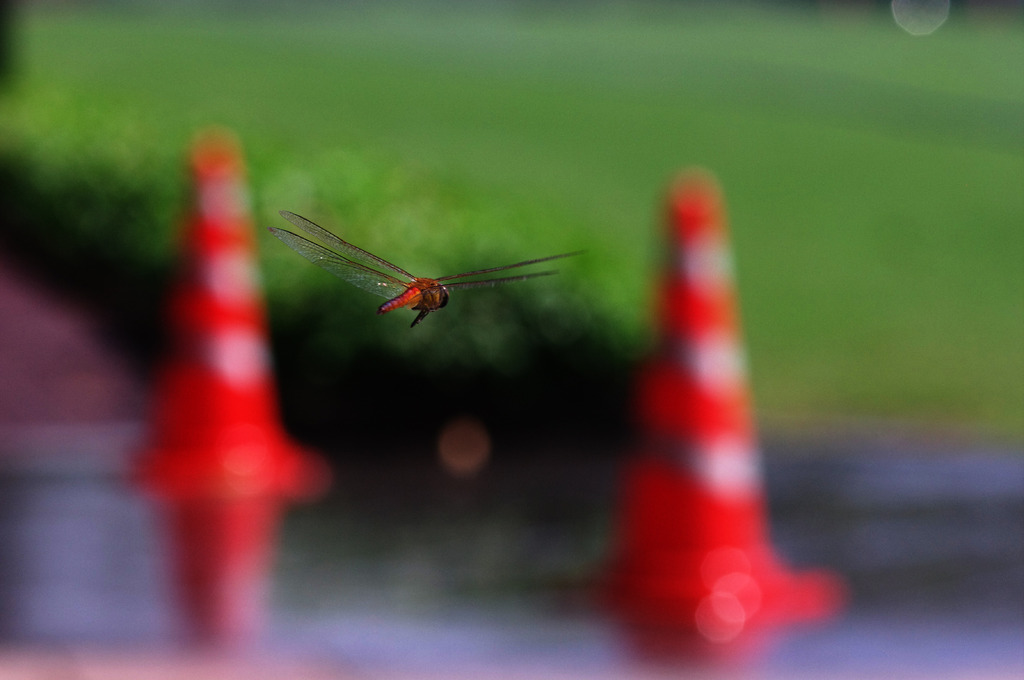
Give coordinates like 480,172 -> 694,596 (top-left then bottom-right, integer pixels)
607,456 -> 845,638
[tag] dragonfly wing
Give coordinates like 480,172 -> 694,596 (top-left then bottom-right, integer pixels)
442,271 -> 557,291
436,251 -> 583,281
269,227 -> 409,299
278,211 -> 416,280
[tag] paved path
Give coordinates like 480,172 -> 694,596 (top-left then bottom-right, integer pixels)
0,249 -> 145,430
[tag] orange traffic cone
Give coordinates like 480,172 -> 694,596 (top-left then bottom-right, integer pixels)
136,131 -> 327,646
606,171 -> 843,645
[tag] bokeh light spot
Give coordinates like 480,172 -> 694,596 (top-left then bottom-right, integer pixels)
695,592 -> 747,643
892,0 -> 950,36
437,415 -> 491,478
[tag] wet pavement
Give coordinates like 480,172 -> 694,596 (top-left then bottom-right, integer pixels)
1,423 -> 1022,679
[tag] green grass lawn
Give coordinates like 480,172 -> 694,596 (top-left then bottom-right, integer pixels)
2,3 -> 1022,438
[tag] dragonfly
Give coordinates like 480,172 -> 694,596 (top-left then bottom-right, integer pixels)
269,210 -> 580,327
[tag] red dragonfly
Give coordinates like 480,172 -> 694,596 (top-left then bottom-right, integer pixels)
270,210 -> 580,327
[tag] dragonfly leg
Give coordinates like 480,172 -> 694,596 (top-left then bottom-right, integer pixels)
410,309 -> 431,327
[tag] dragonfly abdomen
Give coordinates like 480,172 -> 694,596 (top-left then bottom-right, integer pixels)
378,279 -> 450,316
377,287 -> 422,315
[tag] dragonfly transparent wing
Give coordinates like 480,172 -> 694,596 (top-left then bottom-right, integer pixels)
269,227 -> 409,300
279,211 -> 416,280
442,271 -> 558,291
436,251 -> 583,282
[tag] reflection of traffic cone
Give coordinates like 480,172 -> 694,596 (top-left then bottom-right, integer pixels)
606,171 -> 843,644
136,131 -> 327,646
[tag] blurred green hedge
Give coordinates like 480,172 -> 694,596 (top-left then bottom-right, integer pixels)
0,87 -> 641,437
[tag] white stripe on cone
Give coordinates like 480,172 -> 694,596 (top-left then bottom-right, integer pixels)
203,328 -> 271,389
680,332 -> 748,394
199,178 -> 251,225
679,233 -> 733,292
200,249 -> 261,306
692,435 -> 762,498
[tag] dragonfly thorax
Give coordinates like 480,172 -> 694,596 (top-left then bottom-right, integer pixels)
413,284 -> 449,312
